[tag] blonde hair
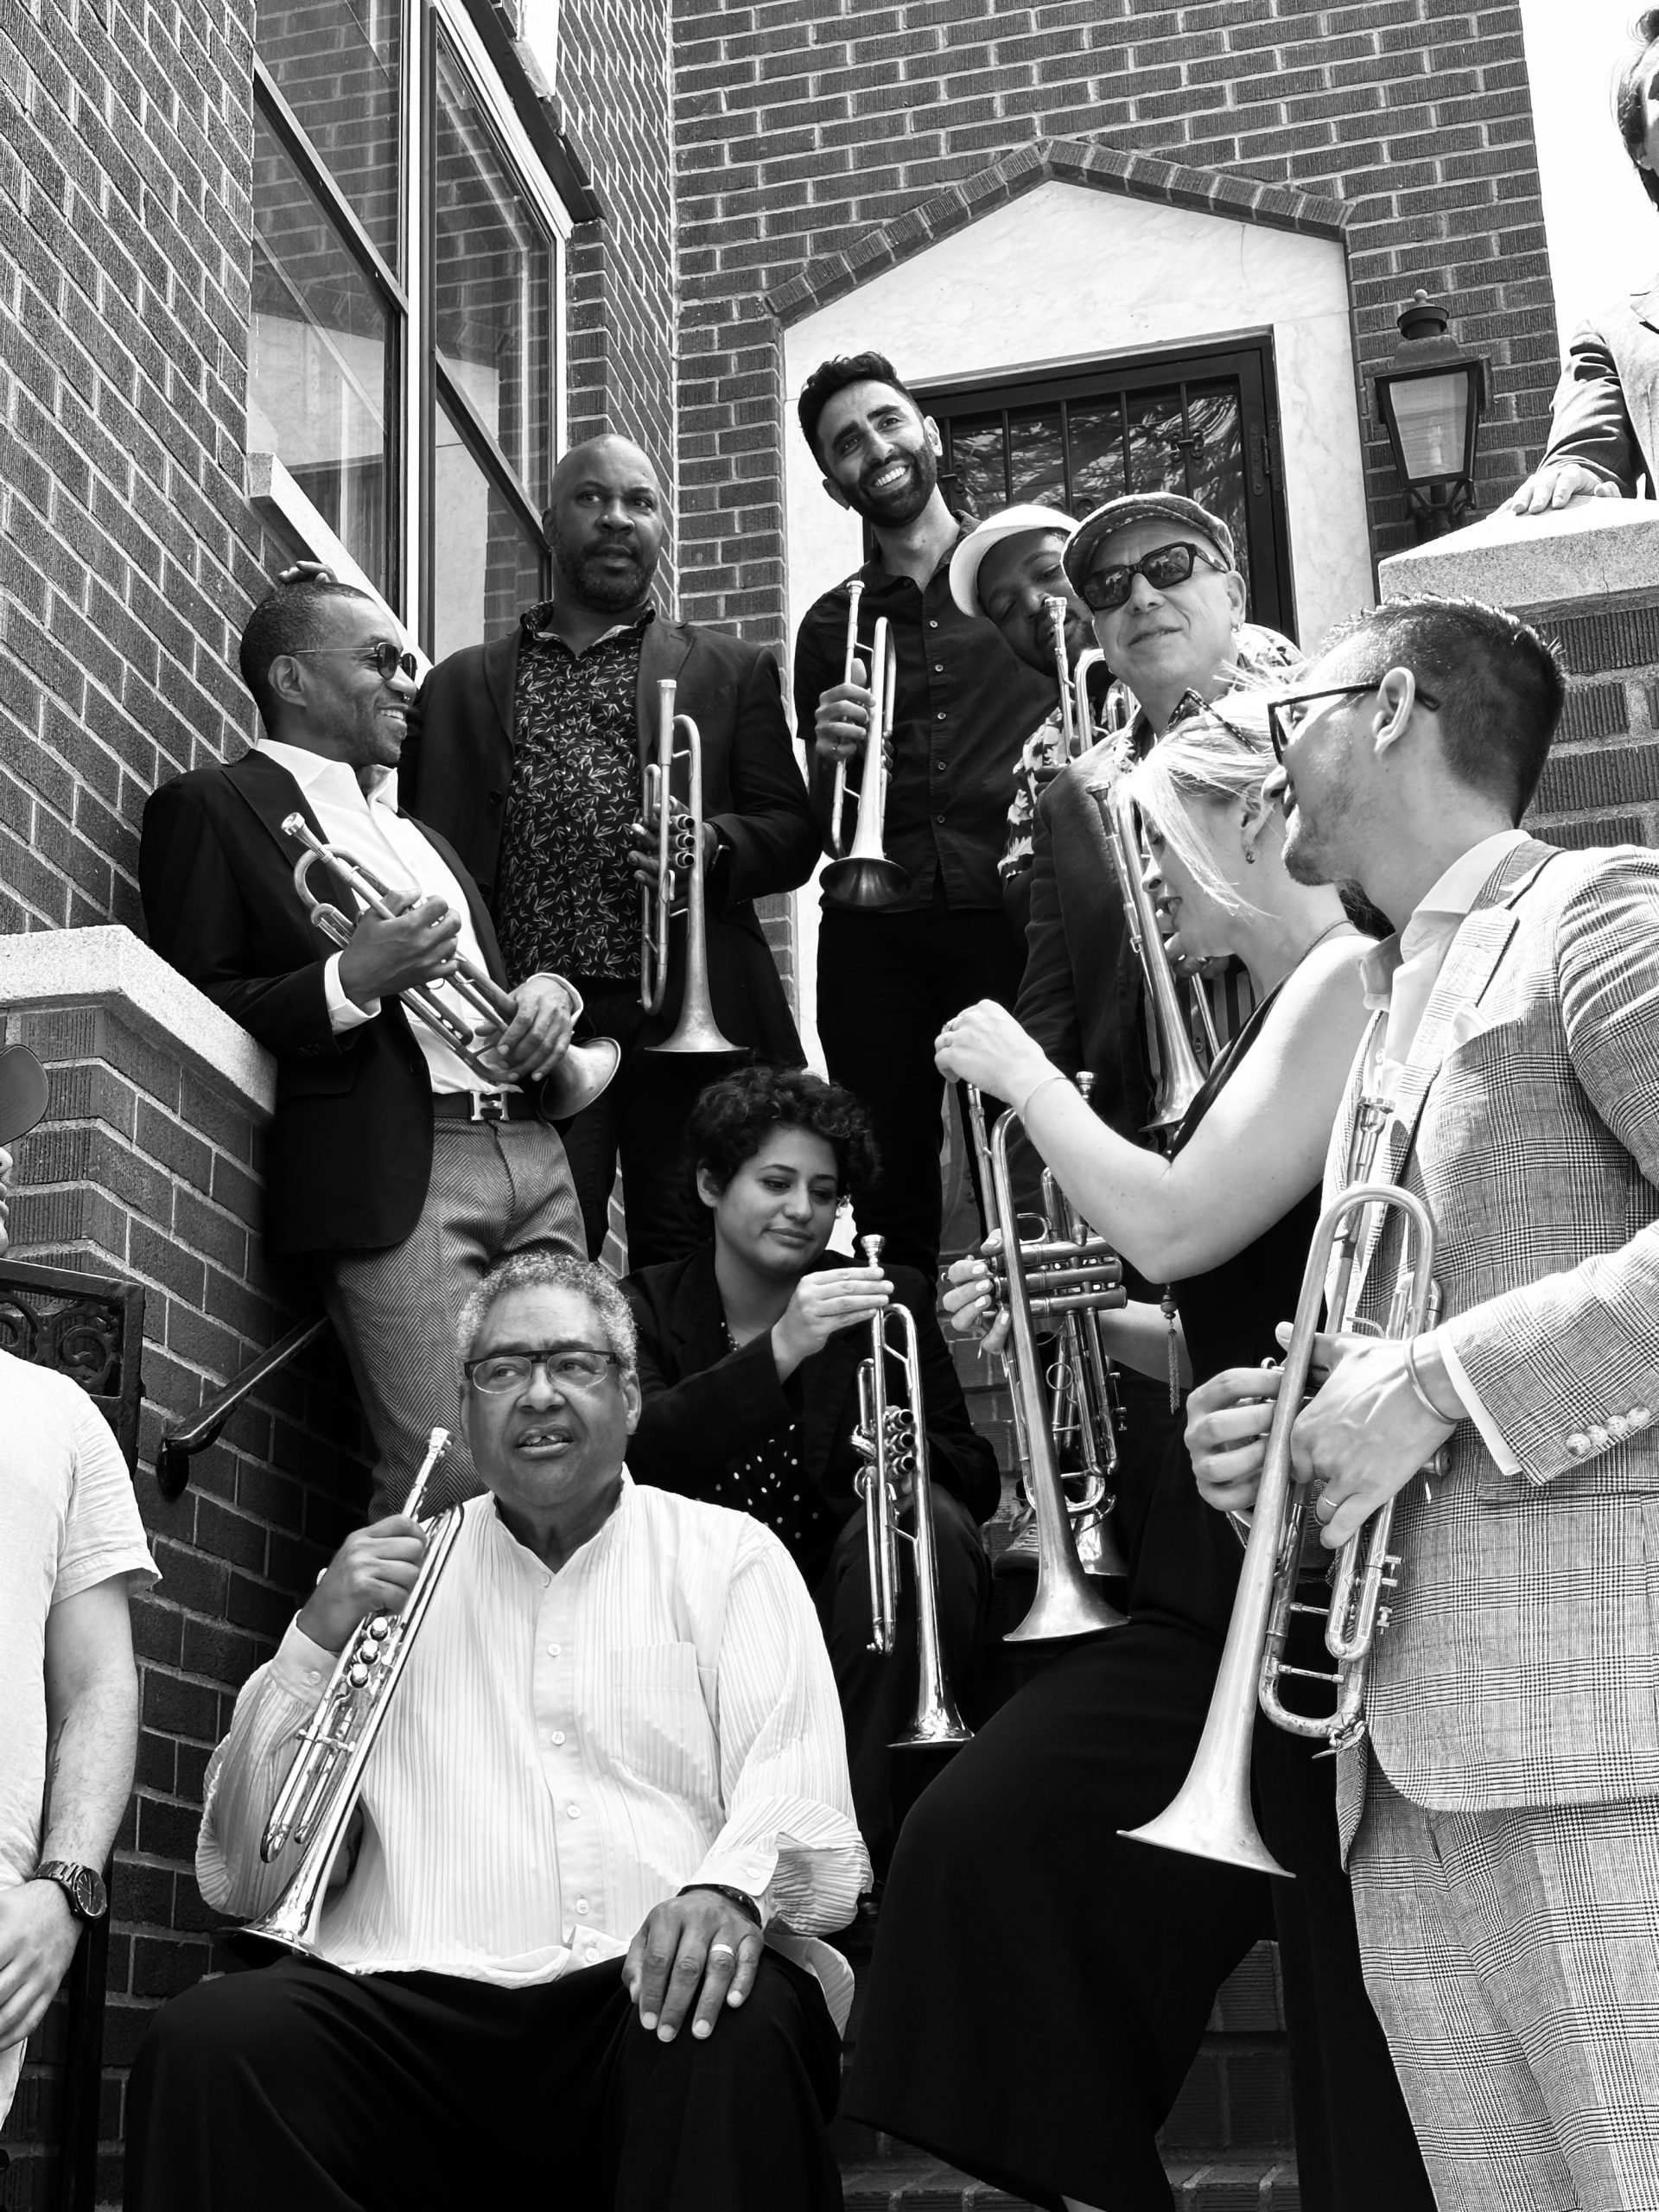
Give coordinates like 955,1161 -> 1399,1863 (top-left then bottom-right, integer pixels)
1122,690 -> 1282,918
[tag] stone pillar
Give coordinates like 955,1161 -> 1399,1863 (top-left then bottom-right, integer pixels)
1379,499 -> 1659,849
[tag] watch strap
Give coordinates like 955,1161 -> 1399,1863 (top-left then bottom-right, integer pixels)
35,1859 -> 108,1922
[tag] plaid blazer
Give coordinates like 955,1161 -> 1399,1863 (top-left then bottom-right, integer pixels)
1329,836 -> 1659,1842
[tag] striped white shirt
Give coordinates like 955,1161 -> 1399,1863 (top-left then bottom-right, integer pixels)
198,1476 -> 868,2026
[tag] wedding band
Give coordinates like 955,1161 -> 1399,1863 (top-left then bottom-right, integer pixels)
709,1942 -> 736,1959
1313,1491 -> 1334,1522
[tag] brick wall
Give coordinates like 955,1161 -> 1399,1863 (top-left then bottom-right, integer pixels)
671,0 -> 1560,649
1524,599 -> 1659,850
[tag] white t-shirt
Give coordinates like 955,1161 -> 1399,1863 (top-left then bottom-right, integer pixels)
0,1350 -> 157,2120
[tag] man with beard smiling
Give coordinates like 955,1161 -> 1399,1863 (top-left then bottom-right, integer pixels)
792,354 -> 1054,1279
142,577 -> 584,1517
407,435 -> 818,1269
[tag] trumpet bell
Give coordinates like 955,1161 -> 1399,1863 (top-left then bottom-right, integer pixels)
820,852 -> 911,910
1122,1773 -> 1290,1879
538,1036 -> 623,1119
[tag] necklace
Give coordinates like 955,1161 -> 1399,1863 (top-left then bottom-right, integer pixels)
1296,917 -> 1352,964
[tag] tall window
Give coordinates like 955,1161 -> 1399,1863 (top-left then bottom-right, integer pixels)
250,0 -> 563,652
920,341 -> 1295,639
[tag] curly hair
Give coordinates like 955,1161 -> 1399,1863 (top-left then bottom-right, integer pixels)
456,1250 -> 639,1389
798,351 -> 925,467
1616,10 -> 1659,212
690,1065 -> 880,1202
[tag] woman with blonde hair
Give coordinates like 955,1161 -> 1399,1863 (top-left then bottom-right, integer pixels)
844,695 -> 1432,2212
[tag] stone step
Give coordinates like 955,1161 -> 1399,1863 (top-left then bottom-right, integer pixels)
839,2146 -> 1300,2210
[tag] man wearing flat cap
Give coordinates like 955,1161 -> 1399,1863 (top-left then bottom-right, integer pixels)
0,1048 -> 157,2127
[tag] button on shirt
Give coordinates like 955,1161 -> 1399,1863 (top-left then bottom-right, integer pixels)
195,1476 -> 868,2025
793,542 -> 1055,911
257,736 -> 512,1096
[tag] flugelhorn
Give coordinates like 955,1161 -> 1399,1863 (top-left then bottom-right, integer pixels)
1122,1181 -> 1440,1877
972,1095 -> 1128,1642
284,816 -> 619,1119
851,1234 -> 972,1749
1103,779 -> 1212,1136
250,1429 -> 462,1952
639,678 -> 743,1058
822,614 -> 910,908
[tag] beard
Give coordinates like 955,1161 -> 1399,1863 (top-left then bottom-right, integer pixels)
845,440 -> 939,527
551,522 -> 657,612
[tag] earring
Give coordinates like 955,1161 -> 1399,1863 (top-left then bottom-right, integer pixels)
1243,846 -> 1257,865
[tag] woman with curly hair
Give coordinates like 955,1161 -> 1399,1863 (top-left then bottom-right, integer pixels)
622,1065 -> 1000,1872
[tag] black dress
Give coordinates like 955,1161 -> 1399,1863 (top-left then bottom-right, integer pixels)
844,995 -> 1312,2212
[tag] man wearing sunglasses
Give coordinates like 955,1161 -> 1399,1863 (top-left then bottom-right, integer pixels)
125,1250 -> 864,2212
141,575 -> 585,1519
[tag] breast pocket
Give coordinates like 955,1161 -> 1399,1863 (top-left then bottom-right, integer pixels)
602,1644 -> 719,1802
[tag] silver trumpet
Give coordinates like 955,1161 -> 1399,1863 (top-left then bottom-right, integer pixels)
639,678 -> 743,1058
823,614 -> 910,909
251,1429 -> 462,1951
1103,779 -> 1214,1138
968,1091 -> 1128,1643
1123,1181 -> 1441,1876
284,816 -> 620,1119
1045,594 -> 1107,765
852,1234 -> 972,1750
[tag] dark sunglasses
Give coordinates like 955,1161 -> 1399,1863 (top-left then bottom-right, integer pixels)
1267,681 -> 1440,764
1077,539 -> 1228,613
289,641 -> 420,683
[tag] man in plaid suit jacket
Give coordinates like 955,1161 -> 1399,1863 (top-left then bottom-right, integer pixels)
1258,594 -> 1659,2212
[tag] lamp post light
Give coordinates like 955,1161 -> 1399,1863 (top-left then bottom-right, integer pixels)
1374,289 -> 1491,542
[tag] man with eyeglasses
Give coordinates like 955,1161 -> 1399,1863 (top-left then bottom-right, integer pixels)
142,575 -> 585,1518
124,1249 -> 865,2211
1191,593 -> 1659,2212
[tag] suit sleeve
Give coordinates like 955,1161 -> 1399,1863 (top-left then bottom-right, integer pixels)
895,1267 -> 1001,1524
624,1279 -> 800,1493
704,646 -> 821,912
140,780 -> 340,1057
792,597 -> 843,855
1013,777 -> 1083,1078
1438,856 -> 1659,1482
1537,318 -> 1645,495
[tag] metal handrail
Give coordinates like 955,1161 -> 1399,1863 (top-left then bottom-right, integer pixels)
156,1315 -> 331,1500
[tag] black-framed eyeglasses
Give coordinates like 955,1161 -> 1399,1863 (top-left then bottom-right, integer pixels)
289,642 -> 420,684
463,1347 -> 623,1394
1077,540 -> 1228,613
1267,681 -> 1442,764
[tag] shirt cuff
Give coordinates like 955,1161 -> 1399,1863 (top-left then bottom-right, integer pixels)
688,1847 -> 778,1928
1433,1330 -> 1522,1476
268,1616 -> 343,1700
325,951 -> 378,1030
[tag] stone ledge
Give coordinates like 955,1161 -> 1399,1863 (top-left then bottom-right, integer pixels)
0,926 -> 276,1120
1379,495 -> 1659,617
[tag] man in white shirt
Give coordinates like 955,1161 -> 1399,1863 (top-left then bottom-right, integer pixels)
140,578 -> 587,1515
0,1049 -> 157,2126
123,1251 -> 866,2210
1192,594 -> 1659,2211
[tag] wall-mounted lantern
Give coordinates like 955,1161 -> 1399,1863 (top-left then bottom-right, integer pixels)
1374,289 -> 1491,541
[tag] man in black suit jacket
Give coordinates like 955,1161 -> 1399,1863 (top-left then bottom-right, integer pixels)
622,1068 -> 997,1873
404,434 -> 819,1269
142,579 -> 584,1515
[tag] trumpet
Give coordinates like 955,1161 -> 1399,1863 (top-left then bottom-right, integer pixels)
823,614 -> 910,909
250,1429 -> 462,1951
967,1090 -> 1128,1643
638,680 -> 743,1058
1122,1180 -> 1441,1877
851,1235 -> 972,1749
1103,779 -> 1214,1137
1044,595 -> 1108,765
283,816 -> 620,1120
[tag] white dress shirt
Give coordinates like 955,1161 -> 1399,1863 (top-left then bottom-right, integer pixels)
257,736 -> 507,1096
197,1475 -> 868,2028
1357,827 -> 1531,1470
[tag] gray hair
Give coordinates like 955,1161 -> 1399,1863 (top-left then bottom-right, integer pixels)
1122,690 -> 1281,919
456,1250 -> 639,1389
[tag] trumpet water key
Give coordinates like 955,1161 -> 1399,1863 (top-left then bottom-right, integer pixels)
851,1234 -> 972,1749
639,679 -> 744,1058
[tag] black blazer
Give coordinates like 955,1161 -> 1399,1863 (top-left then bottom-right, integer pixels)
1539,279 -> 1659,495
403,615 -> 819,1066
140,749 -> 508,1258
623,1246 -> 1001,1571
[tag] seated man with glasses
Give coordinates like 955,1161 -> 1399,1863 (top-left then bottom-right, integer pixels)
141,575 -> 586,1518
124,1250 -> 866,2212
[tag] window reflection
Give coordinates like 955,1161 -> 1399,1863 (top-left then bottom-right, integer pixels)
432,399 -> 548,658
256,0 -> 401,269
1005,404 -> 1065,508
434,39 -> 551,501
249,107 -> 391,592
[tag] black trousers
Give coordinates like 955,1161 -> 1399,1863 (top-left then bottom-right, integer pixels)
558,988 -> 731,1269
815,1488 -> 990,1875
123,1950 -> 843,2212
817,902 -> 1025,1280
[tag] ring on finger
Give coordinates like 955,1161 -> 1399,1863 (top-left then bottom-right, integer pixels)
709,1942 -> 736,1959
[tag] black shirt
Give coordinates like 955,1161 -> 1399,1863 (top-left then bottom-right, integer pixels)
792,532 -> 1055,912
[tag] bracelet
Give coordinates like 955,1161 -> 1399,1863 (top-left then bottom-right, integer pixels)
1402,1336 -> 1461,1426
1019,1071 -> 1072,1120
678,1882 -> 761,1926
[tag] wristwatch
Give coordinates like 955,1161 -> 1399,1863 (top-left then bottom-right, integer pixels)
35,1861 -> 108,1923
